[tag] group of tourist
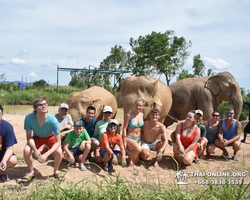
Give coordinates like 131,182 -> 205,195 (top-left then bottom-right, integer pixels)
0,96 -> 249,183
173,108 -> 242,167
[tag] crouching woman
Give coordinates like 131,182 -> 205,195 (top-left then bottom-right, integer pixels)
173,111 -> 200,166
100,119 -> 126,172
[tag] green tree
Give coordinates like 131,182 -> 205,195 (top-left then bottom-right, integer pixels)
99,45 -> 131,89
33,79 -> 48,87
129,30 -> 192,85
69,69 -> 101,89
177,69 -> 193,81
207,68 -> 216,76
0,73 -> 6,81
178,54 -> 216,80
192,54 -> 205,77
69,45 -> 131,90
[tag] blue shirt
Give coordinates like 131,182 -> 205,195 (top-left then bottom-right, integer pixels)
222,119 -> 237,140
24,113 -> 60,138
81,118 -> 97,137
0,119 -> 17,157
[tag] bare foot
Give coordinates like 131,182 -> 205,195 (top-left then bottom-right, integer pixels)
156,152 -> 162,162
153,161 -> 159,168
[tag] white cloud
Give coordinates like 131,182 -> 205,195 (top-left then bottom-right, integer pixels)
0,60 -> 5,65
40,64 -> 50,67
51,62 -> 59,66
0,1 -> 249,89
28,72 -> 37,77
204,57 -> 231,70
10,73 -> 16,75
10,58 -> 26,65
19,49 -> 28,54
1,68 -> 8,72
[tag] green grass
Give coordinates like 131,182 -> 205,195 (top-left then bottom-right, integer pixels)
0,171 -> 249,200
0,87 -> 83,106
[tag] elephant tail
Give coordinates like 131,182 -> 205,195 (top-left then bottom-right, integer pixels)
167,114 -> 178,123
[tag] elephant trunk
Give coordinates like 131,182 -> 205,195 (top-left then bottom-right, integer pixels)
232,97 -> 243,120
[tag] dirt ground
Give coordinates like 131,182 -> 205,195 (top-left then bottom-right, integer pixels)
1,114 -> 250,190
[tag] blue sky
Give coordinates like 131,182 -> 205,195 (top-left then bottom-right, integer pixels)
0,0 -> 249,89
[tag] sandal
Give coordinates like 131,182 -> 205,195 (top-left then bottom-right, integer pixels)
67,162 -> 75,167
221,153 -> 229,159
121,158 -> 127,167
53,172 -> 65,181
232,156 -> 239,161
79,166 -> 87,171
0,174 -> 10,182
19,173 -> 35,184
193,159 -> 200,164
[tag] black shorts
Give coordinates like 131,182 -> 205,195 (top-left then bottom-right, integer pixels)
243,122 -> 250,133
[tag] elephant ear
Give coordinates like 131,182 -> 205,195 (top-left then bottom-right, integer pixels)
92,99 -> 103,110
154,97 -> 163,107
152,80 -> 163,107
205,75 -> 221,95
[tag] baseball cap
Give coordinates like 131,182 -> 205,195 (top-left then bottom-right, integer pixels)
108,119 -> 119,126
195,109 -> 203,116
59,103 -> 69,110
74,120 -> 84,127
103,106 -> 112,113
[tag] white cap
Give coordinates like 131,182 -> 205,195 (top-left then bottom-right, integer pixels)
195,109 -> 203,116
59,103 -> 69,109
103,106 -> 112,113
108,119 -> 119,125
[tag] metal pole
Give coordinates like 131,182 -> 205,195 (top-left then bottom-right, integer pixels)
57,65 -> 59,93
88,65 -> 90,88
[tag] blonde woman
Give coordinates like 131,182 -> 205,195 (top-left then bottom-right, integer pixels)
123,99 -> 144,167
173,111 -> 200,166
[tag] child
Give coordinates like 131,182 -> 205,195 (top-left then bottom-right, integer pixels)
100,119 -> 126,172
62,120 -> 91,171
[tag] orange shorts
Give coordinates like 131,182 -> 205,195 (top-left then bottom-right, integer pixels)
33,136 -> 56,149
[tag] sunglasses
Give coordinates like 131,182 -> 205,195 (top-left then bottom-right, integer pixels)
212,114 -> 219,117
37,103 -> 48,107
226,112 -> 233,115
108,124 -> 117,128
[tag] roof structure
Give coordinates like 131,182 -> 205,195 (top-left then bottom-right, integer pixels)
56,65 -> 132,92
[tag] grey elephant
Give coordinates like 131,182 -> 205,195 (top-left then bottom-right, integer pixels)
164,71 -> 243,127
68,86 -> 117,122
117,76 -> 172,123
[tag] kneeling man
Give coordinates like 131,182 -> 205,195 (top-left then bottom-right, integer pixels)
0,105 -> 17,182
215,108 -> 241,161
140,109 -> 168,167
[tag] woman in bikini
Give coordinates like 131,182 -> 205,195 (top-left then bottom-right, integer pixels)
173,111 -> 200,166
123,99 -> 144,166
203,110 -> 220,156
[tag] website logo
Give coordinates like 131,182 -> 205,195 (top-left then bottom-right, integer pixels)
175,170 -> 189,185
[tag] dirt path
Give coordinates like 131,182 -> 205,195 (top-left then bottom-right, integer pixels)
1,114 -> 250,189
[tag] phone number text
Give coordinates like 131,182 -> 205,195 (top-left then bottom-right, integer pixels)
194,179 -> 242,185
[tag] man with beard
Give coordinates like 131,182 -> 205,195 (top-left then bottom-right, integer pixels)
215,108 -> 241,161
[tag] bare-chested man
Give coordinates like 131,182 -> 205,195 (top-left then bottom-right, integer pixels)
140,109 -> 168,167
